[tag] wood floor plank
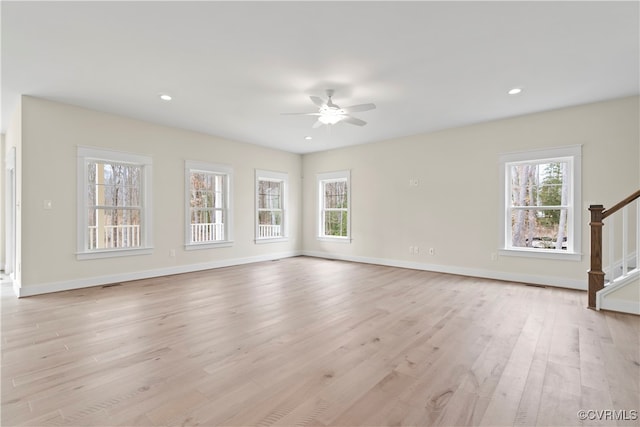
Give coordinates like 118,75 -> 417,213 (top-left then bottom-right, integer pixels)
2,256 -> 638,426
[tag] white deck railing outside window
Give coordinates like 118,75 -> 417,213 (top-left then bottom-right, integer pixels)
88,225 -> 140,249
191,223 -> 225,243
258,224 -> 282,239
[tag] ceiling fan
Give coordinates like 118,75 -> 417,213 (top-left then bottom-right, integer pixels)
283,89 -> 376,128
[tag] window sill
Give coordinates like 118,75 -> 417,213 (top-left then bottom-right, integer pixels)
317,236 -> 352,243
185,241 -> 234,250
77,247 -> 153,260
499,248 -> 582,261
255,237 -> 289,244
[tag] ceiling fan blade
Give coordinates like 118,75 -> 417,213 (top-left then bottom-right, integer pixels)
342,116 -> 367,126
342,103 -> 376,113
310,96 -> 325,107
281,112 -> 321,116
312,119 -> 324,128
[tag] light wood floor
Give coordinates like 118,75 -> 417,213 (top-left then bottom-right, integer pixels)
1,257 -> 639,427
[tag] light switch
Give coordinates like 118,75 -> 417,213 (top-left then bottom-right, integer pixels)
44,200 -> 52,210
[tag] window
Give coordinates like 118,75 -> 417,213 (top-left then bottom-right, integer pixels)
77,147 -> 153,259
255,170 -> 288,242
317,170 -> 351,241
500,145 -> 581,260
185,161 -> 233,249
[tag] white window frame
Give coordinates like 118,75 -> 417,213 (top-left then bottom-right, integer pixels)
76,146 -> 153,260
499,145 -> 582,260
317,170 -> 351,242
255,169 -> 288,243
185,160 -> 233,250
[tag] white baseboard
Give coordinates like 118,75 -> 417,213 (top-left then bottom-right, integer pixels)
596,272 -> 640,314
301,251 -> 587,290
16,251 -> 301,297
598,297 -> 640,315
16,249 -> 589,298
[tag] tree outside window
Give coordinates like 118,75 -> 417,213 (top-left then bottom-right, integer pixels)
256,170 -> 287,241
185,161 -> 233,249
500,145 -> 581,260
77,146 -> 152,260
318,171 -> 350,240
88,161 -> 142,249
189,172 -> 226,243
323,180 -> 349,237
509,161 -> 569,250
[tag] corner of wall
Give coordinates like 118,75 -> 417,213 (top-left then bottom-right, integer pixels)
1,133 -> 5,270
3,97 -> 22,294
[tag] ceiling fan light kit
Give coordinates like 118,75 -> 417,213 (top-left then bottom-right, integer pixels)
318,109 -> 346,125
283,89 -> 376,128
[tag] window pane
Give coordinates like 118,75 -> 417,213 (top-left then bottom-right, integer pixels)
94,208 -> 140,228
213,175 -> 225,209
191,209 -> 213,224
90,162 -> 142,208
191,173 -> 208,190
256,172 -> 287,240
86,160 -> 143,249
510,209 -> 568,249
190,209 -> 225,243
213,189 -> 224,209
204,174 -> 215,190
113,186 -> 140,207
258,210 -> 282,238
101,164 -> 115,185
87,182 -> 96,207
324,181 -> 348,208
191,190 -> 214,208
87,208 -> 96,227
324,210 -> 348,237
189,170 -> 227,243
128,188 -> 141,206
537,162 -> 566,207
127,166 -> 141,187
88,208 -> 141,249
258,180 -> 282,209
510,162 -> 568,207
258,210 -> 282,226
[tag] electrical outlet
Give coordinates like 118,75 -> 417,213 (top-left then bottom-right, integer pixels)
169,249 -> 176,257
429,248 -> 435,255
491,252 -> 498,261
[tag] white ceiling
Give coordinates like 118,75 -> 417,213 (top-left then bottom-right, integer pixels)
2,1 -> 638,154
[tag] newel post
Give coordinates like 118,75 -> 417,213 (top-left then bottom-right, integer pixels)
588,205 -> 605,309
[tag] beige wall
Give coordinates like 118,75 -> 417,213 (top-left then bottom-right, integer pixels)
302,96 -> 640,289
19,96 -> 302,295
10,95 -> 640,296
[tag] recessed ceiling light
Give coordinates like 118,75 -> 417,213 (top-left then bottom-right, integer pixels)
508,87 -> 523,95
159,94 -> 172,101
304,136 -> 313,140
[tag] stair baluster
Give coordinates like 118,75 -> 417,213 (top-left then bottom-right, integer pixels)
588,190 -> 640,309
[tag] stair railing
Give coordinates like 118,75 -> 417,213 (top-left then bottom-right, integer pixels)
588,189 -> 640,308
